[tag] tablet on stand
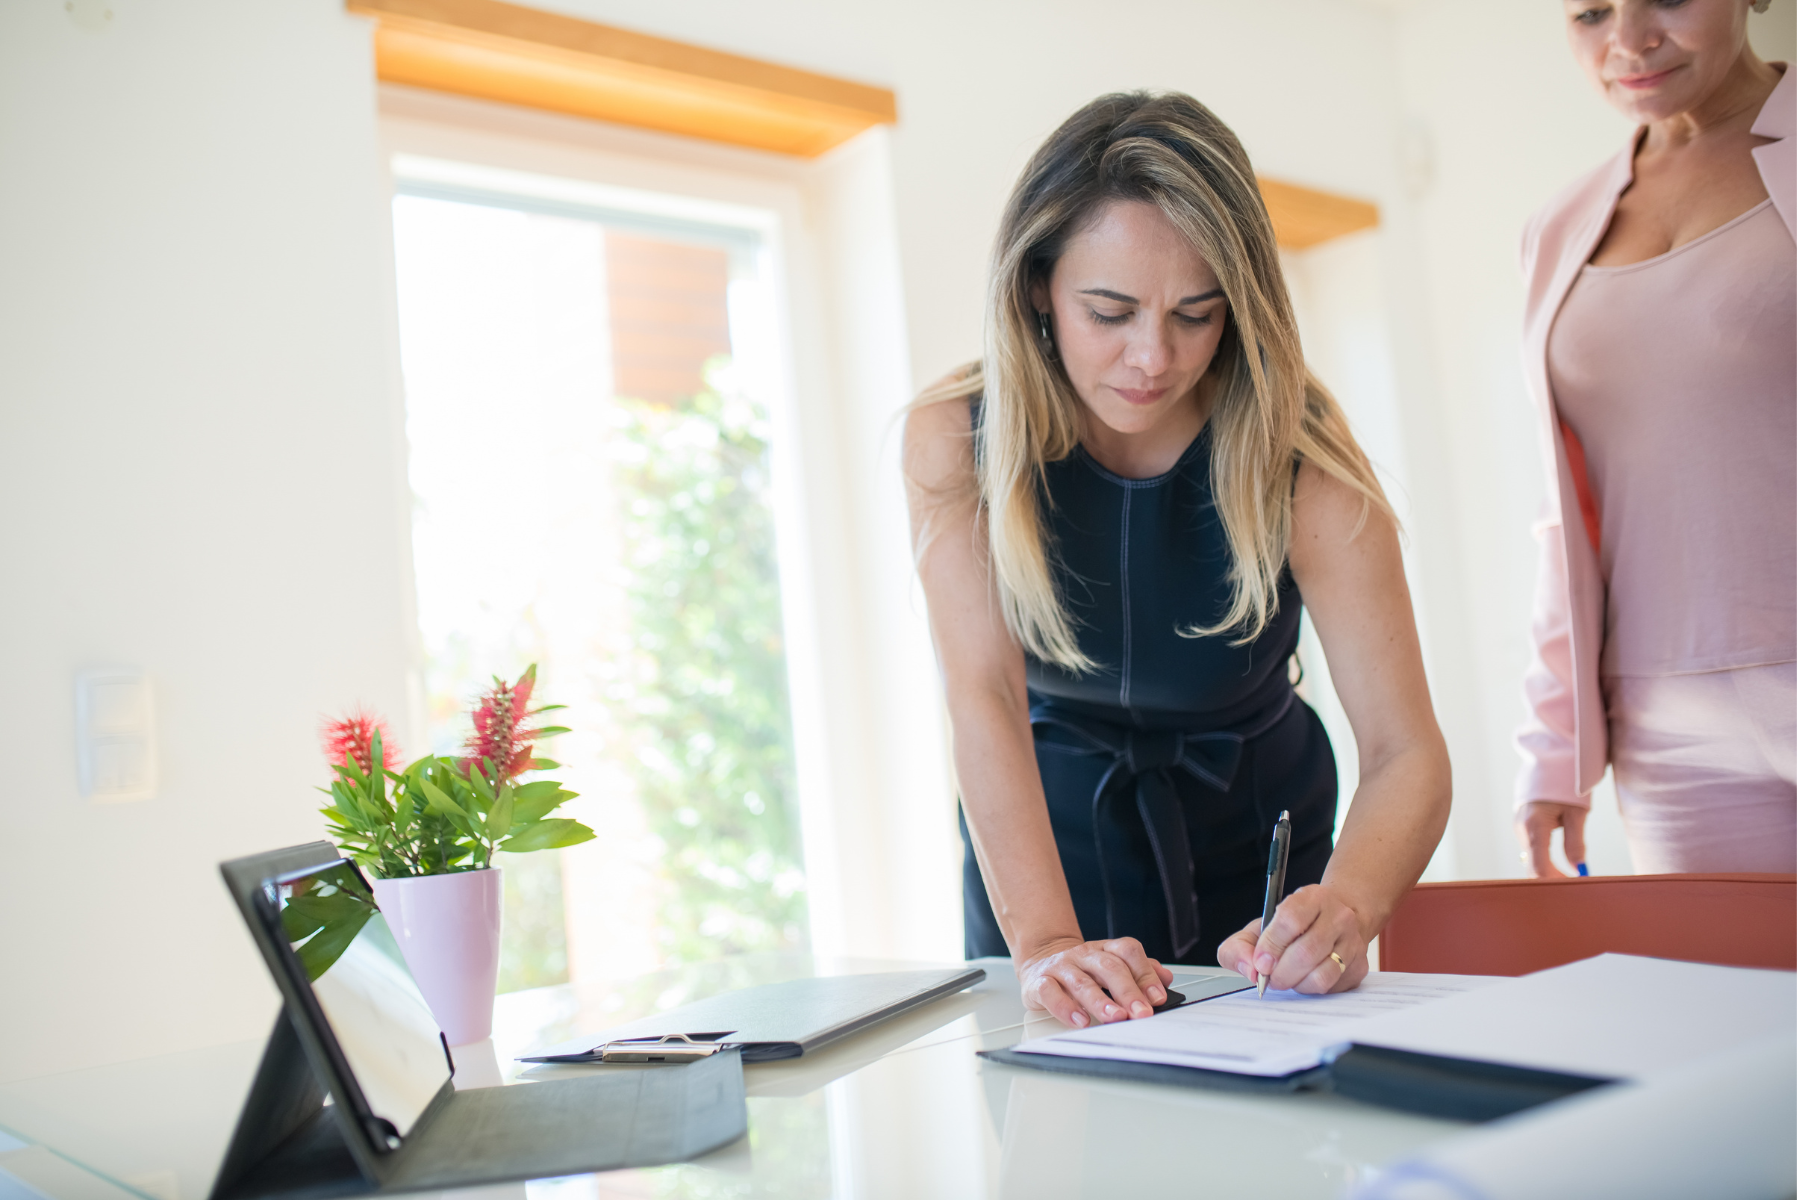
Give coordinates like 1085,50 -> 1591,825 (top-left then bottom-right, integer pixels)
211,842 -> 746,1200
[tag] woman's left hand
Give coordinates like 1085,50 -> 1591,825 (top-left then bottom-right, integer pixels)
1216,884 -> 1371,994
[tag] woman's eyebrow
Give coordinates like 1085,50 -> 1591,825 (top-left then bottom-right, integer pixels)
1078,287 -> 1225,304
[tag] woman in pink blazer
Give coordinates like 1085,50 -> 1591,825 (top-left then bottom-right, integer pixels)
1516,0 -> 1794,878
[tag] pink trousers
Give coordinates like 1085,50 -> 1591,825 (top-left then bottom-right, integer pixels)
1606,663 -> 1797,874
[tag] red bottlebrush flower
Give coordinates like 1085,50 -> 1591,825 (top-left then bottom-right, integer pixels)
461,664 -> 541,783
321,707 -> 400,773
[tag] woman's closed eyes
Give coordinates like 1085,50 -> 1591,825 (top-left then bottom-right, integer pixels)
1084,307 -> 1216,327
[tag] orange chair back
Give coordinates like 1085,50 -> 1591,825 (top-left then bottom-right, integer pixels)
1379,873 -> 1797,976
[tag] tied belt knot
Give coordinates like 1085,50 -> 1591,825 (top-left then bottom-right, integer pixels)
1031,691 -> 1294,959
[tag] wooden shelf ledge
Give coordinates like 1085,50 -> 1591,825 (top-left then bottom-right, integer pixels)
1258,177 -> 1380,250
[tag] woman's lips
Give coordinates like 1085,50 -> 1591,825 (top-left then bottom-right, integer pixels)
1614,66 -> 1679,90
1111,386 -> 1168,405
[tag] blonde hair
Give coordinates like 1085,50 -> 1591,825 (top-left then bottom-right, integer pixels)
921,91 -> 1392,672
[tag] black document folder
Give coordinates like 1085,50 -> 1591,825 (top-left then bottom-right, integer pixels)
215,843 -> 748,1200
978,1043 -> 1607,1121
1328,1044 -> 1609,1120
979,1047 -> 1331,1095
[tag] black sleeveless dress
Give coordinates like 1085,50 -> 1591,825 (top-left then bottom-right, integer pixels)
961,416 -> 1338,964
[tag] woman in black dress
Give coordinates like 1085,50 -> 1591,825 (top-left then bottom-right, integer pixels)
905,92 -> 1451,1028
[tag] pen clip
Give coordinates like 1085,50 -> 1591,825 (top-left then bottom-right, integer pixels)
598,1033 -> 730,1063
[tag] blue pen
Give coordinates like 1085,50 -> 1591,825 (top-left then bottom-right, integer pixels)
1576,862 -> 1590,877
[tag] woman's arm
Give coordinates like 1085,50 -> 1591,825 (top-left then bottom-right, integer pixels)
904,396 -> 1172,1027
1217,461 -> 1452,993
1515,510 -> 1592,877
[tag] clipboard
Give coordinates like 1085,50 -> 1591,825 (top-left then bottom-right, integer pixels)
520,966 -> 988,1064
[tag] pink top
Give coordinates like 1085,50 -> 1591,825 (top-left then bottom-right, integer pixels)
1513,65 -> 1796,808
1547,199 -> 1796,678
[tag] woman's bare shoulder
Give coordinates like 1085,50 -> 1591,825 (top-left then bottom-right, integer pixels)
1292,458 -> 1392,548
903,368 -> 981,493
906,389 -> 976,439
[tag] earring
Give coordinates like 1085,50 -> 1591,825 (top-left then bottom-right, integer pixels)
1036,310 -> 1057,361
1753,0 -> 1771,12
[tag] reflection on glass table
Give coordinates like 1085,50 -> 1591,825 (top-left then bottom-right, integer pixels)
0,955 -> 1471,1200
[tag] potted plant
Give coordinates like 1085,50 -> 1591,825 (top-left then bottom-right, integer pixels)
317,665 -> 594,1045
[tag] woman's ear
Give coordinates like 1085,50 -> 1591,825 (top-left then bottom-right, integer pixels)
1028,277 -> 1050,315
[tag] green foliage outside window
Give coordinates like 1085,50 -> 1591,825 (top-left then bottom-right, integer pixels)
605,377 -> 809,962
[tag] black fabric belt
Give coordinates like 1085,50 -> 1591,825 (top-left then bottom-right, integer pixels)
1029,691 -> 1296,959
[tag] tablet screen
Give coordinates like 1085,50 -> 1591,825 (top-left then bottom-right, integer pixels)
277,863 -> 449,1139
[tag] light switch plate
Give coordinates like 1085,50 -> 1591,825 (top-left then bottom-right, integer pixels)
76,669 -> 157,802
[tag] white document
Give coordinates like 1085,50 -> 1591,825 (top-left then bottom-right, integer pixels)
1349,952 -> 1798,1081
1013,972 -> 1499,1077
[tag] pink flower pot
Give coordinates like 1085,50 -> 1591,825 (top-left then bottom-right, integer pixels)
370,868 -> 502,1046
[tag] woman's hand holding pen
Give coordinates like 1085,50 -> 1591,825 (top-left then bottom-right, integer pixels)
1018,936 -> 1174,1028
1216,884 -> 1371,995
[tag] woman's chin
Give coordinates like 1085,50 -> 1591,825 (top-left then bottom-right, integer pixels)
1086,404 -> 1173,439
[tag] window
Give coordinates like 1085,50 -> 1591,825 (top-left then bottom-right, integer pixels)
391,163 -> 807,992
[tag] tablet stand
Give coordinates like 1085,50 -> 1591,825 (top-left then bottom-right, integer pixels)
208,1007 -> 749,1200
211,1010 -> 373,1200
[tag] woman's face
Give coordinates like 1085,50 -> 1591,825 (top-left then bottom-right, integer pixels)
1564,0 -> 1752,124
1035,200 -> 1229,440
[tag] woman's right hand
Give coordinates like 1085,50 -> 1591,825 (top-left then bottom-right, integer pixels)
1516,800 -> 1589,878
1017,936 -> 1174,1027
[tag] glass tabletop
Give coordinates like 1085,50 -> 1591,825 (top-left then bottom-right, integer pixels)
0,955 -> 1467,1200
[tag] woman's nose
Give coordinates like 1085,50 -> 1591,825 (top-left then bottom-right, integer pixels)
1612,5 -> 1662,57
1123,322 -> 1173,375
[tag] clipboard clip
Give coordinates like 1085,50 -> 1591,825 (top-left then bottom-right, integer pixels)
599,1033 -> 730,1063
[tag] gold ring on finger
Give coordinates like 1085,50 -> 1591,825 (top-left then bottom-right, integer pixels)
1328,952 -> 1347,970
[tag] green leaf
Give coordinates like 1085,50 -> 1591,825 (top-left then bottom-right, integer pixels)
293,904 -> 373,983
498,818 -> 596,853
281,896 -> 331,942
530,704 -> 568,714
486,784 -> 514,840
418,776 -> 478,839
328,864 -> 374,905
532,726 -> 572,739
528,758 -> 560,771
509,782 -> 572,824
328,796 -> 369,835
465,763 -> 496,803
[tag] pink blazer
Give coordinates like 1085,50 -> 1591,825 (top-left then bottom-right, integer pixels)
1514,66 -> 1796,809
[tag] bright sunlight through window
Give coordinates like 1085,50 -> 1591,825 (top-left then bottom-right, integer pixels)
391,180 -> 807,995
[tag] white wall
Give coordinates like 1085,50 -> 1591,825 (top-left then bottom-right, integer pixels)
0,0 -> 415,1082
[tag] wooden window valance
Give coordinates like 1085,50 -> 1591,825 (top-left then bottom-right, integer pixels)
348,0 -> 896,158
349,0 -> 1378,246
